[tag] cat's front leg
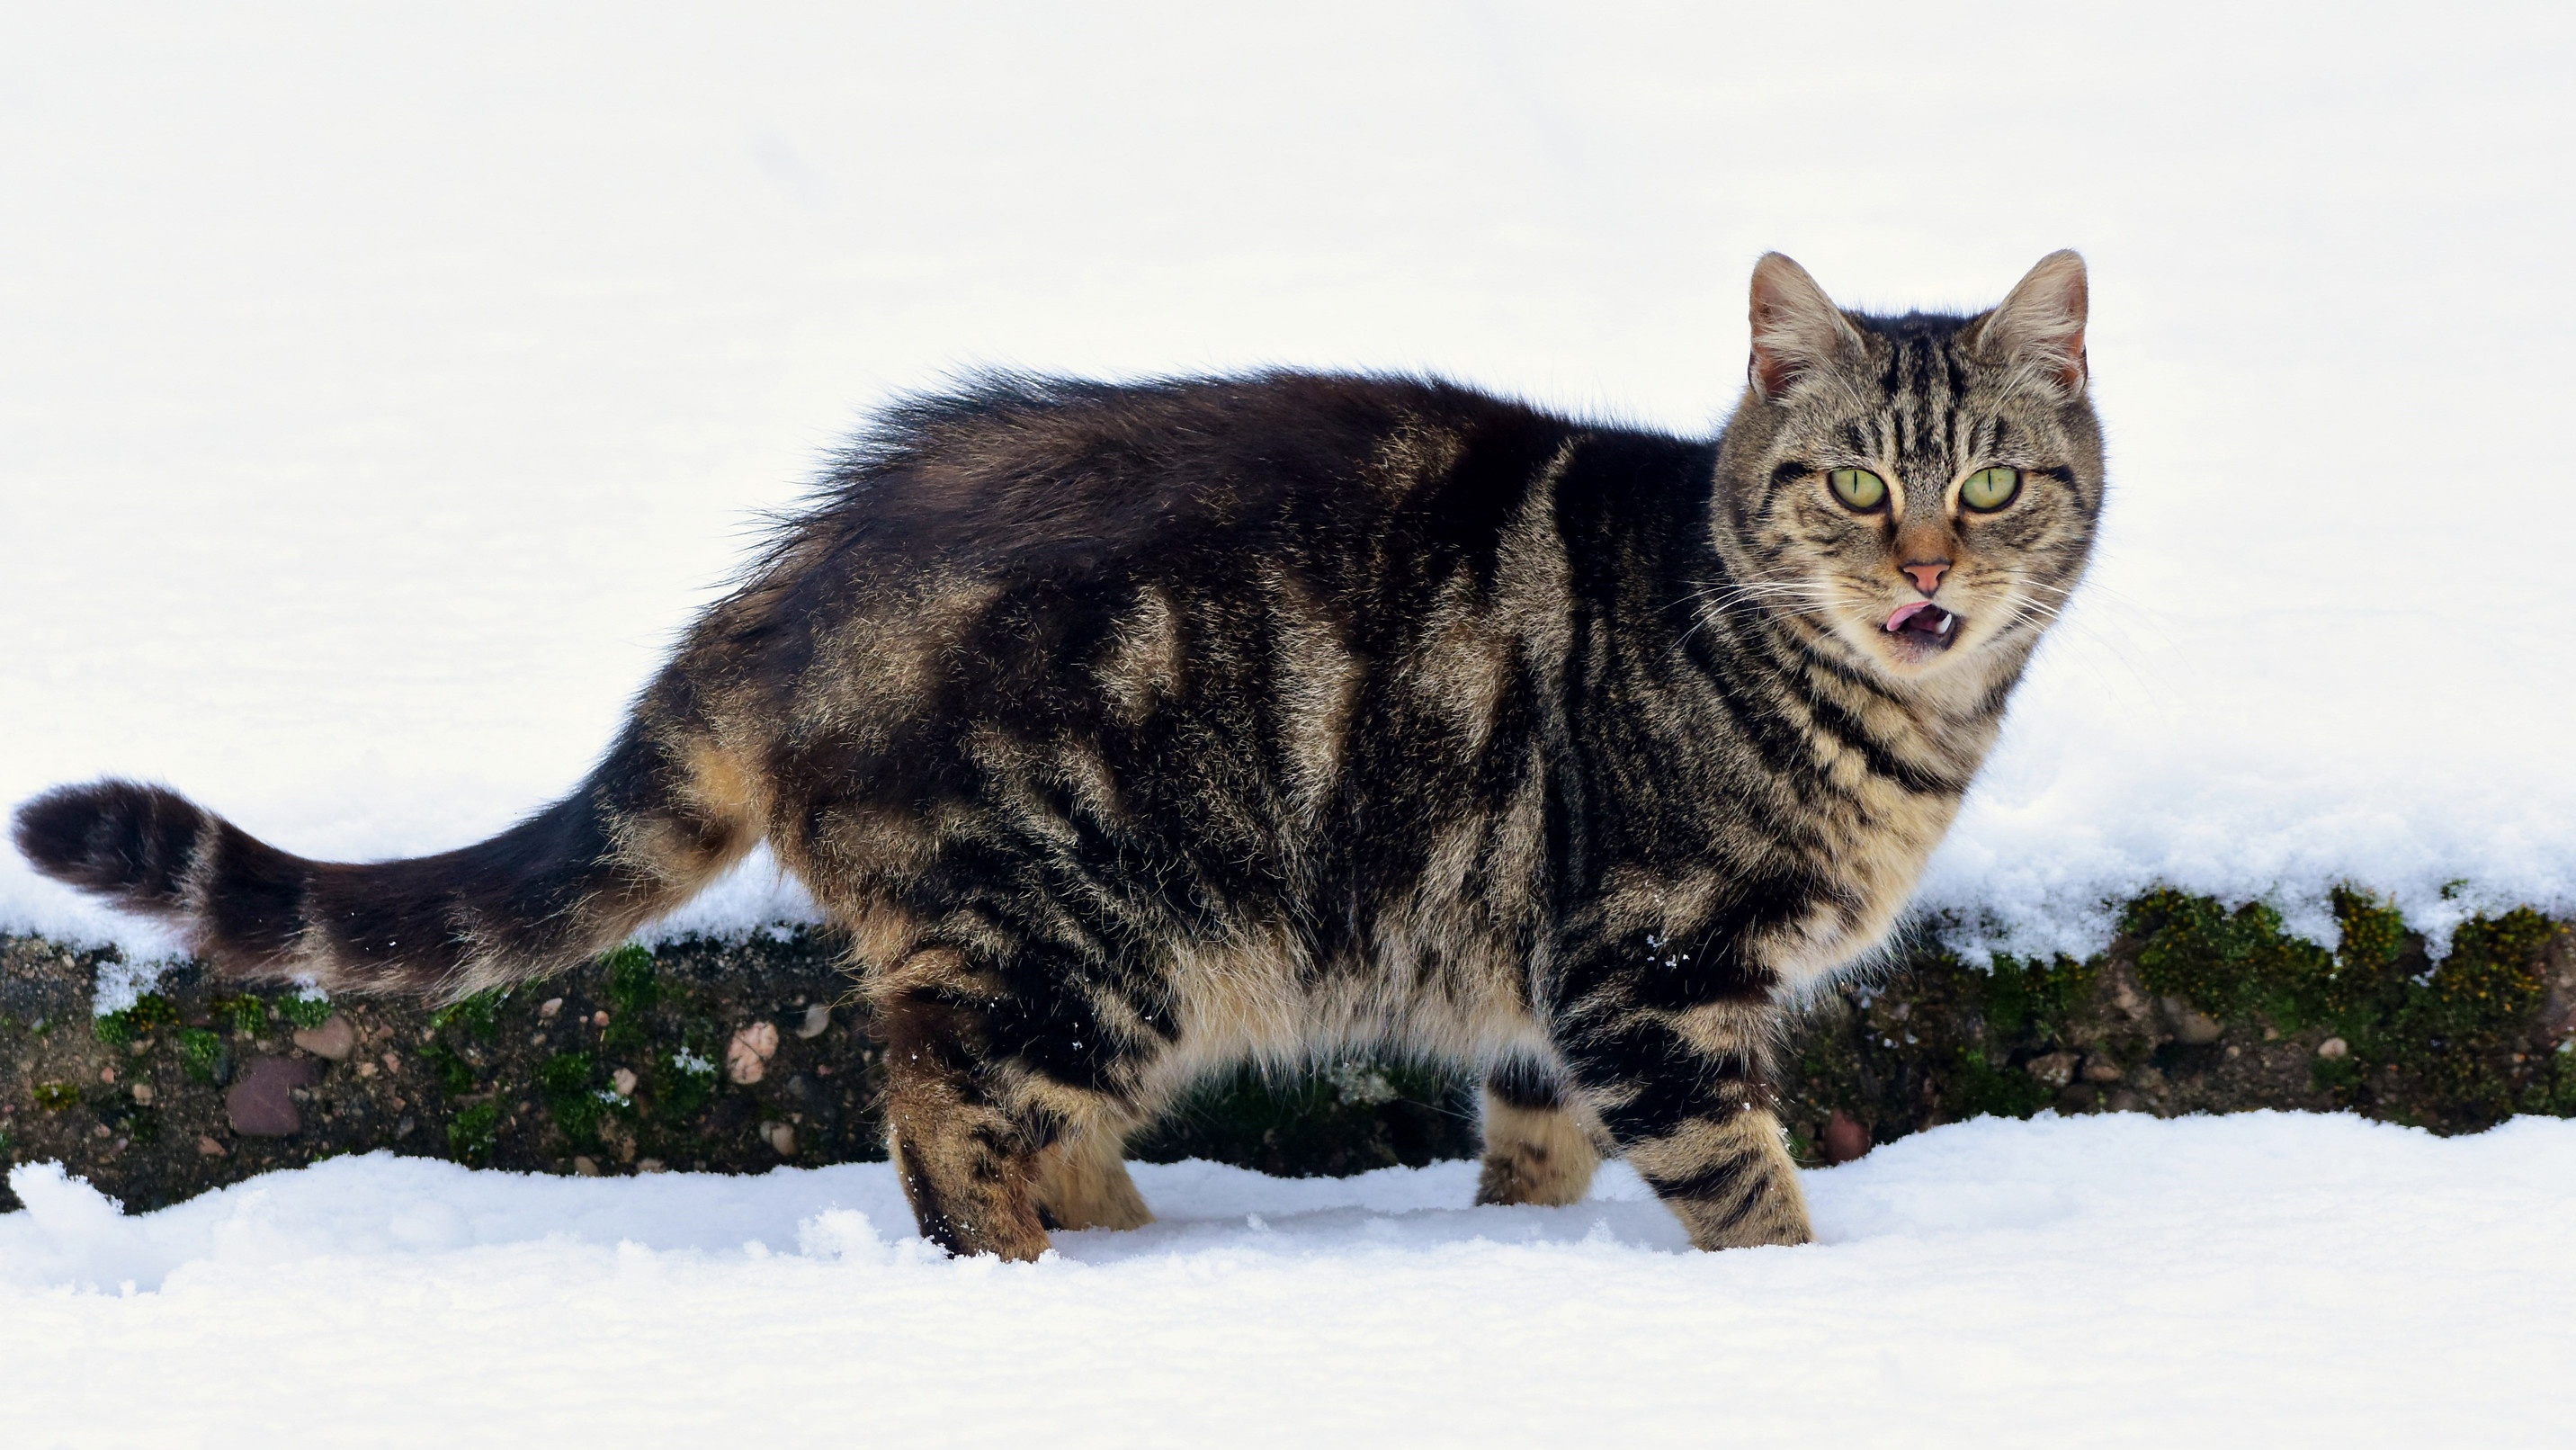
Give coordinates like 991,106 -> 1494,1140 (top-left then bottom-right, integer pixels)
1552,988 -> 1812,1250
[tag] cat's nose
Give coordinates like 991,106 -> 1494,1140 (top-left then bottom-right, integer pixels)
1901,560 -> 1951,595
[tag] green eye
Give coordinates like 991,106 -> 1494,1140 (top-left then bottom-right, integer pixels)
1962,466 -> 2020,511
1828,468 -> 1886,510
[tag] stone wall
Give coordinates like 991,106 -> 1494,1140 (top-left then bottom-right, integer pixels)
4,889 -> 2570,1213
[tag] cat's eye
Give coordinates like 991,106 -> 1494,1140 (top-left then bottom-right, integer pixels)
1961,466 -> 2020,511
1828,468 -> 1886,511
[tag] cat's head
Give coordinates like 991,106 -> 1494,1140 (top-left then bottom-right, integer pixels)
1711,251 -> 2104,688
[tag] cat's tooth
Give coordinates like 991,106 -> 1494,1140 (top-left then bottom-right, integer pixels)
1936,613 -> 1954,635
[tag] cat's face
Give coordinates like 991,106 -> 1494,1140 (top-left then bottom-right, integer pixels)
1713,252 -> 2104,687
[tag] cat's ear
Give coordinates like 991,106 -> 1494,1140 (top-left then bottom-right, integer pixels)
1748,253 -> 1865,401
1975,250 -> 2089,394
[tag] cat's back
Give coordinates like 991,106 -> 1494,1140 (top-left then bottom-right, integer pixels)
788,370 -> 1598,586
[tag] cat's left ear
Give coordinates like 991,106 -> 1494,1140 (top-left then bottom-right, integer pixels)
1974,250 -> 2089,394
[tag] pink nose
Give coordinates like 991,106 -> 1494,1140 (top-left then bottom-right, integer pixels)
1901,560 -> 1951,595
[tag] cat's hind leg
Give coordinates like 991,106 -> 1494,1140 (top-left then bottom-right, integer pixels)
1473,1057 -> 1601,1207
877,953 -> 1054,1261
875,942 -> 1164,1258
1033,1123 -> 1153,1231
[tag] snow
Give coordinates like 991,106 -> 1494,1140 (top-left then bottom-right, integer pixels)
1,1113 -> 2569,1444
4,9 -> 2573,961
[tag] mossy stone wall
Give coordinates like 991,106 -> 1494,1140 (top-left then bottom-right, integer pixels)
4,890 -> 2570,1213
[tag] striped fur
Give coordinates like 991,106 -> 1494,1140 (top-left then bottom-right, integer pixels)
15,253 -> 2102,1256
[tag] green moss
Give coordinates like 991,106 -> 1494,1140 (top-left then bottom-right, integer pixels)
2126,890 -> 2337,1028
2116,887 -> 2561,1131
93,991 -> 180,1045
655,1043 -> 719,1121
429,989 -> 507,1041
539,1052 -> 602,1143
1941,1045 -> 2054,1121
1978,953 -> 2094,1043
31,1082 -> 81,1112
603,945 -> 659,1016
2375,908 -> 2554,1126
447,1102 -> 501,1164
177,1027 -> 226,1083
211,994 -> 270,1037
277,992 -> 334,1030
425,1041 -> 479,1096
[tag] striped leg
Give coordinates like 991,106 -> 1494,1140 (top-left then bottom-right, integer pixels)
878,966 -> 1054,1261
1473,1058 -> 1601,1207
1557,1003 -> 1811,1249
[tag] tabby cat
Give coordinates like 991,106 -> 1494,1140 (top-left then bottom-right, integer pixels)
17,252 -> 2101,1258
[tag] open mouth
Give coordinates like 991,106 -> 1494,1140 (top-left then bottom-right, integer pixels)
1883,601 -> 1959,650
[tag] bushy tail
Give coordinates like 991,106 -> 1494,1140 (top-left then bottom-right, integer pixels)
12,720 -> 758,999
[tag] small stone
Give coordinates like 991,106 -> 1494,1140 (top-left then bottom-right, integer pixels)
2081,1056 -> 2124,1084
2318,1036 -> 2350,1060
2106,1089 -> 2143,1113
99,1066 -> 116,1084
728,1021 -> 781,1085
292,1015 -> 357,1061
592,1010 -> 610,1028
2262,1025 -> 2281,1042
1820,1110 -> 1870,1164
761,1121 -> 797,1157
394,1114 -> 416,1139
92,1124 -> 111,1139
356,1061 -> 379,1079
2224,1044 -> 2241,1060
195,1135 -> 227,1157
637,1159 -> 667,1174
129,1039 -> 150,1055
539,997 -> 564,1019
531,1034 -> 547,1047
797,1003 -> 833,1040
611,1067 -> 640,1097
130,1084 -> 155,1105
381,1052 -> 403,1074
2025,1052 -> 2078,1089
2161,997 -> 2225,1046
572,1155 -> 602,1177
226,1056 -> 319,1137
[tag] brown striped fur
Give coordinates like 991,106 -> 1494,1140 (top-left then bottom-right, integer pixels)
15,253 -> 2102,1257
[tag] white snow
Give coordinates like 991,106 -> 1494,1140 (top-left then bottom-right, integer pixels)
1,1113 -> 2570,1445
4,6 -> 2573,961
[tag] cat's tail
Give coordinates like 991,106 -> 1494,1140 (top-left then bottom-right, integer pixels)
11,713 -> 762,1001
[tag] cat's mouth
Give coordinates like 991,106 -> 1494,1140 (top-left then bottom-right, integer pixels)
1883,601 -> 1959,650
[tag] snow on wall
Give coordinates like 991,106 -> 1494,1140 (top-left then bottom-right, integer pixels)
4,4 -> 2572,962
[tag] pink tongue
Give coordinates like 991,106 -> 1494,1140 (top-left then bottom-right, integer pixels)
1884,602 -> 1936,633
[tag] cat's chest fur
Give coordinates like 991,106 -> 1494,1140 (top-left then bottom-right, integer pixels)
1706,665 -> 2010,990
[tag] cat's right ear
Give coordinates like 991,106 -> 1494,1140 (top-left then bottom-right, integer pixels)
1748,253 -> 1865,402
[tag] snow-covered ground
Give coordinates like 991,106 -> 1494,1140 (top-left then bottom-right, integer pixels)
2,1114 -> 2569,1446
4,4 -> 2574,962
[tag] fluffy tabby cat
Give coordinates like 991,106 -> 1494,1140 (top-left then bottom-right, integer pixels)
16,252 -> 2100,1258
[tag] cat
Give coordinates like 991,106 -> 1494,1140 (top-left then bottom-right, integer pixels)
16,251 -> 2100,1258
